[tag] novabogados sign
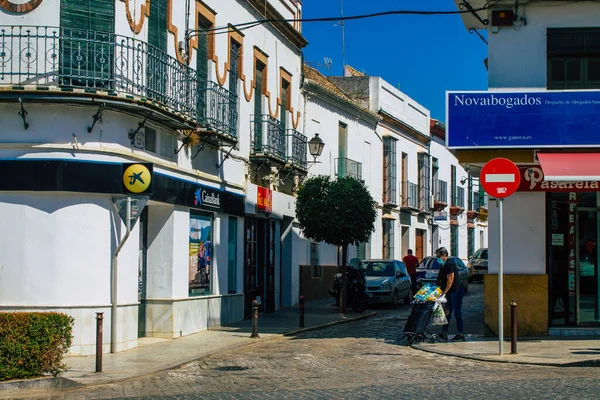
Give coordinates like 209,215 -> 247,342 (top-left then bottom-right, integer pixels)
446,90 -> 600,149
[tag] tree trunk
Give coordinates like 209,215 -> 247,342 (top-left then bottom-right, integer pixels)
340,243 -> 348,313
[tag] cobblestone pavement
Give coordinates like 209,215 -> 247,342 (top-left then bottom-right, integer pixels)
18,285 -> 600,400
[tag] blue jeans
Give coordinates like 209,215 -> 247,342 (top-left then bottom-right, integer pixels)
442,286 -> 465,334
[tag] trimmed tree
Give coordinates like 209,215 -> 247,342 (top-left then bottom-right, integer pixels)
296,175 -> 377,312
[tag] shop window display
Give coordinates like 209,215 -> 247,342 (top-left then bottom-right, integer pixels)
189,213 -> 212,296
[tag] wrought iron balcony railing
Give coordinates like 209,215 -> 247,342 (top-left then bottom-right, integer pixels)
0,25 -> 237,137
197,81 -> 237,138
453,186 -> 465,209
433,179 -> 448,205
250,115 -> 286,161
286,129 -> 308,171
402,181 -> 419,209
335,157 -> 362,180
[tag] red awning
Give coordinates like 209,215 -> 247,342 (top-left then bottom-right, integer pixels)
538,153 -> 600,181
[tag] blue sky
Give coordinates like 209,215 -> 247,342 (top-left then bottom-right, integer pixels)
301,0 -> 488,122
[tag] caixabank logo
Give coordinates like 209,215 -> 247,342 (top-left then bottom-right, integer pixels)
122,163 -> 153,194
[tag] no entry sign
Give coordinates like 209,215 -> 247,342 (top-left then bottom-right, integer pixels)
481,158 -> 521,198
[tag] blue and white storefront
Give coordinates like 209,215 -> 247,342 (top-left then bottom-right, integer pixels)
447,89 -> 600,336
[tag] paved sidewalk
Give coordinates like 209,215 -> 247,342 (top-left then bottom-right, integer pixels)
61,299 -> 374,386
413,337 -> 600,367
413,310 -> 600,367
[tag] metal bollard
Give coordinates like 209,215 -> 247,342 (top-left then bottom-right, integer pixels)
95,312 -> 104,373
299,295 -> 305,328
250,300 -> 260,338
510,300 -> 518,355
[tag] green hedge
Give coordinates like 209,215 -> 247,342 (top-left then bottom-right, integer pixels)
0,312 -> 74,381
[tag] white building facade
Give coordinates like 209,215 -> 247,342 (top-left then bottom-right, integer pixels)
450,0 -> 600,336
330,67 -> 488,265
0,0 -> 308,354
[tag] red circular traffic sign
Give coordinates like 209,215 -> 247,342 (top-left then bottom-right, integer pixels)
480,158 -> 521,198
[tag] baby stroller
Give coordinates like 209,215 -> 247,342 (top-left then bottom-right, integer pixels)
401,300 -> 442,345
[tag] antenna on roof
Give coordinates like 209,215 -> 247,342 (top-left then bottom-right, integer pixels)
324,57 -> 333,76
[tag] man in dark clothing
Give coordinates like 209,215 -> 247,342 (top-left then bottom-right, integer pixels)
403,249 -> 419,294
435,247 -> 465,342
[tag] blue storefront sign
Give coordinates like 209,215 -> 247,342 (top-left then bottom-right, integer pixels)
446,90 -> 600,149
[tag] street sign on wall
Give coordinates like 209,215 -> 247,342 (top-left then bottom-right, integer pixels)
481,158 -> 521,199
446,90 -> 600,149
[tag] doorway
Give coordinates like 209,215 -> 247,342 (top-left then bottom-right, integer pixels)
244,216 -> 278,318
137,207 -> 148,338
576,207 -> 600,324
415,229 -> 425,260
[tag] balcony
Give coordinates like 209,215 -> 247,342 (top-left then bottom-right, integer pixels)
450,186 -> 465,216
0,25 -> 237,143
335,158 -> 362,180
401,181 -> 419,210
285,129 -> 308,173
197,81 -> 237,144
467,190 -> 481,219
250,115 -> 286,164
433,179 -> 448,210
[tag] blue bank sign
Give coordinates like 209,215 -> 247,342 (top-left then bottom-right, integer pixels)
446,90 -> 600,149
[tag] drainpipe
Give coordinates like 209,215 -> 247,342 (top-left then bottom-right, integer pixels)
111,197 -> 132,354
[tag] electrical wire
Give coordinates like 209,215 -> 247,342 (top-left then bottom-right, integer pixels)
196,5 -> 491,37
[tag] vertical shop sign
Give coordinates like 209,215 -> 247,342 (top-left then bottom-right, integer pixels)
257,186 -> 273,213
567,192 -> 577,296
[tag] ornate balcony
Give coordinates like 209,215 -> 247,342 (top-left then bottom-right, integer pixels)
401,181 -> 419,210
450,186 -> 465,216
0,25 -> 237,143
285,129 -> 308,173
250,114 -> 286,164
433,179 -> 448,210
335,157 -> 362,180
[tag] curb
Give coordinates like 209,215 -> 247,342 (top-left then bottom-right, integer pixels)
0,377 -> 81,395
283,311 -> 377,336
0,311 -> 378,395
410,343 -> 600,368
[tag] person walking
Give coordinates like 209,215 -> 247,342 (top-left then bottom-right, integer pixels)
435,247 -> 465,342
402,249 -> 419,294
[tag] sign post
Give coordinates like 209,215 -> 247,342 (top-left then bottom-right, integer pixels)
480,158 -> 521,355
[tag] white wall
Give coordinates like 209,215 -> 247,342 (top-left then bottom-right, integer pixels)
488,2 -> 600,88
487,192 -> 546,275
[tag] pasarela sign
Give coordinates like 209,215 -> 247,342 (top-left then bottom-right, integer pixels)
481,158 -> 521,199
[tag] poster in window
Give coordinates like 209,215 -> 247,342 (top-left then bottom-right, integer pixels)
189,213 -> 212,296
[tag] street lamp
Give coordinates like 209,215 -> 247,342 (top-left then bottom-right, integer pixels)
307,133 -> 325,163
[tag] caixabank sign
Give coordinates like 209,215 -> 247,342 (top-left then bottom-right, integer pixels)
446,90 -> 600,149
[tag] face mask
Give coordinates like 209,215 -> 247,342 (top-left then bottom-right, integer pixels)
437,257 -> 445,266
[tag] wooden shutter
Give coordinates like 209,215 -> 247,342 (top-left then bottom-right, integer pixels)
254,63 -> 264,151
147,0 -> 168,102
60,0 -> 115,87
148,0 -> 168,52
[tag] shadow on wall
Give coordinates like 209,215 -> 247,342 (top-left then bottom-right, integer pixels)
0,192 -> 112,215
299,264 -> 341,302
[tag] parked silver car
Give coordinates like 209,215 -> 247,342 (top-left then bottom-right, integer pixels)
363,260 -> 412,306
468,248 -> 488,282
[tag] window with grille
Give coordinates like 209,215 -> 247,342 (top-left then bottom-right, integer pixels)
143,127 -> 176,160
418,153 -> 431,210
547,28 -> 600,89
468,227 -> 475,258
451,225 -> 459,257
383,137 -> 397,204
383,220 -> 394,260
451,165 -> 457,206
